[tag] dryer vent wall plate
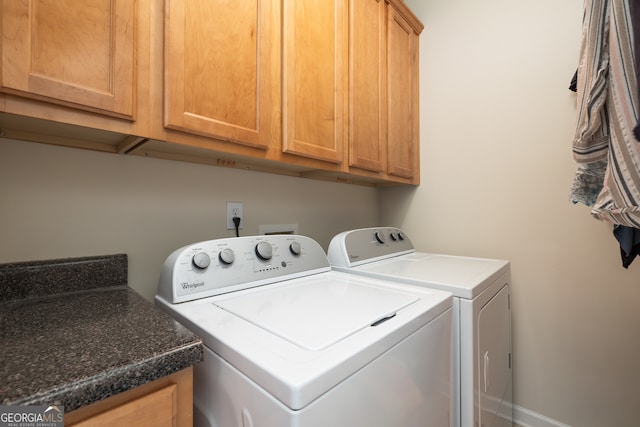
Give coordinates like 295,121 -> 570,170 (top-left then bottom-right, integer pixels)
259,224 -> 299,235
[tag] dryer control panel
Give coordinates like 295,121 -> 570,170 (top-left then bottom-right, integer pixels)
327,227 -> 415,268
157,235 -> 330,303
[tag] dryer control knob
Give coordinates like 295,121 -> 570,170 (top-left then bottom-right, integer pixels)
397,232 -> 405,241
390,233 -> 398,241
218,248 -> 235,265
255,241 -> 273,260
374,231 -> 385,244
289,241 -> 302,256
192,252 -> 211,269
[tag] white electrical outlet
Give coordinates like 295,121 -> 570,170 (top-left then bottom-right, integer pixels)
226,202 -> 243,230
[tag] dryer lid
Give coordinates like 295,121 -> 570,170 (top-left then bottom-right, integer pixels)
214,276 -> 418,351
353,253 -> 509,299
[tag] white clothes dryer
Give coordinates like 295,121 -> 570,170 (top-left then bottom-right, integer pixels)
155,234 -> 454,427
328,227 -> 512,427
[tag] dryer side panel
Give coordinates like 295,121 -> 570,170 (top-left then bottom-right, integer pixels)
477,283 -> 513,427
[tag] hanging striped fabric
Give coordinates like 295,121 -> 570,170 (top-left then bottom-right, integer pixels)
571,0 -> 640,227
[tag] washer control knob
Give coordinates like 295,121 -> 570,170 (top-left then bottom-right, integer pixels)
397,232 -> 405,241
374,231 -> 385,244
218,248 -> 235,265
192,252 -> 211,269
289,241 -> 302,256
390,233 -> 398,241
255,241 -> 273,260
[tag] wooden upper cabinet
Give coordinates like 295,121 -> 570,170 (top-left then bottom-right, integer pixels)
386,1 -> 421,180
164,0 -> 275,149
348,0 -> 422,182
282,0 -> 347,163
0,0 -> 136,120
348,0 -> 386,173
0,0 -> 422,185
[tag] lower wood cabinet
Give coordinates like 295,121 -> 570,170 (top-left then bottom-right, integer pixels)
65,367 -> 193,427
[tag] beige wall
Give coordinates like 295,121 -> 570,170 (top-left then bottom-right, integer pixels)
2,2 -> 640,425
382,0 -> 640,426
0,139 -> 379,301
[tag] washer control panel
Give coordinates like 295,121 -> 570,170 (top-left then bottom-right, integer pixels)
327,227 -> 415,268
157,235 -> 330,303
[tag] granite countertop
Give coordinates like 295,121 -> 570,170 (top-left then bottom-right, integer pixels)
0,254 -> 203,412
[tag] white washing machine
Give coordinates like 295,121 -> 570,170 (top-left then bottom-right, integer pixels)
328,227 -> 512,427
155,234 -> 454,427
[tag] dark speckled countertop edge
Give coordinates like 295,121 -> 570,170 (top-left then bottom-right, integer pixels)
0,254 -> 204,412
7,339 -> 203,410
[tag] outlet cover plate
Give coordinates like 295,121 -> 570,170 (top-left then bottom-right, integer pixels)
226,202 -> 243,230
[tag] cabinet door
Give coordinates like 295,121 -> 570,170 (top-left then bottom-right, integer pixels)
386,5 -> 419,179
282,0 -> 346,163
65,367 -> 193,427
68,384 -> 177,427
1,0 -> 136,119
348,0 -> 386,172
164,0 -> 275,149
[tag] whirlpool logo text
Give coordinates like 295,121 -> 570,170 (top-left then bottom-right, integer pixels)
181,281 -> 205,290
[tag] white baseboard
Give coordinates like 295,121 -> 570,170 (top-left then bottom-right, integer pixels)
512,403 -> 571,427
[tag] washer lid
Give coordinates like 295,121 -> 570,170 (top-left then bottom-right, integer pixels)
156,270 -> 453,411
214,276 -> 418,351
